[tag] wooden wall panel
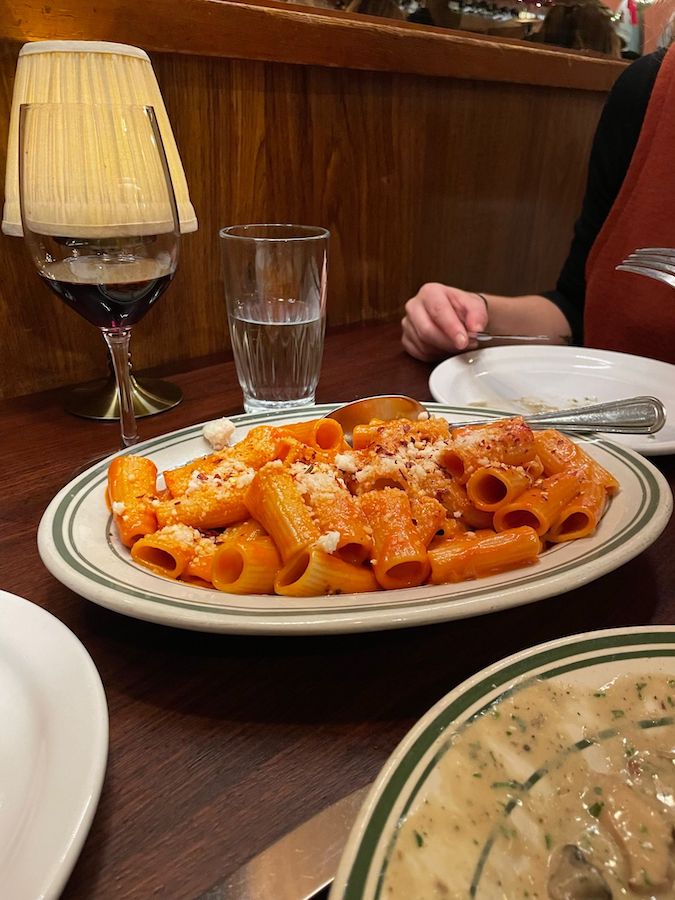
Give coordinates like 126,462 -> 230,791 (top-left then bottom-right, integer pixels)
0,8 -> 618,398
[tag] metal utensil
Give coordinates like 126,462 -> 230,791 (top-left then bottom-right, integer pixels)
468,331 -> 569,344
616,247 -> 675,289
325,395 -> 666,444
453,396 -> 666,434
197,786 -> 369,900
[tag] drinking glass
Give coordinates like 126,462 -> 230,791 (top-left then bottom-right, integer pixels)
19,103 -> 180,447
220,224 -> 329,413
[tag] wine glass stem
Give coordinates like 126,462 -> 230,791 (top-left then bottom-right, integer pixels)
102,328 -> 139,447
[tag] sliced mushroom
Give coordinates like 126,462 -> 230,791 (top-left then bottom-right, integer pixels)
548,844 -> 612,900
598,776 -> 673,893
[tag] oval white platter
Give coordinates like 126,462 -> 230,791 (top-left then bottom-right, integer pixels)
37,403 -> 672,635
330,626 -> 675,899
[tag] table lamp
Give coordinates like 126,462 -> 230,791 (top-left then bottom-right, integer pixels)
3,40 -> 198,419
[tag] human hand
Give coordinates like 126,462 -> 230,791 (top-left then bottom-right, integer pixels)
401,283 -> 490,362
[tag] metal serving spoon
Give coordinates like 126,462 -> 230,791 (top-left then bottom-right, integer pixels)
325,395 -> 666,445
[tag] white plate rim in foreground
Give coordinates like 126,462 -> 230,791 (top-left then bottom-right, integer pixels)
0,588 -> 108,899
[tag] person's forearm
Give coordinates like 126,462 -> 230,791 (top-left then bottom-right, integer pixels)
480,293 -> 572,342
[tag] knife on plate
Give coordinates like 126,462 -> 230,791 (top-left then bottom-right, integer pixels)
196,786 -> 370,900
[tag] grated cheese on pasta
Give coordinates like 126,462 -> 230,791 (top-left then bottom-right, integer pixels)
158,524 -> 201,547
316,531 -> 340,553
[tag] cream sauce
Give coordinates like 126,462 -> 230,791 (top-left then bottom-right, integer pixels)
382,674 -> 675,899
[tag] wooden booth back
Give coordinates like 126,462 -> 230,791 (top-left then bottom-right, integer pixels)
0,0 -> 624,398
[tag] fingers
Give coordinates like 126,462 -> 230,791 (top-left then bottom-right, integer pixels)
463,293 -> 490,334
404,290 -> 460,356
401,284 -> 487,361
401,315 -> 442,361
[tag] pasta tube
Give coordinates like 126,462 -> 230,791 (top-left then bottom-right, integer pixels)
358,488 -> 429,590
466,465 -> 532,512
428,517 -> 467,550
245,463 -> 320,561
492,470 -> 582,536
181,536 -> 218,585
212,535 -> 282,594
164,453 -> 223,497
164,426 -> 294,496
290,462 -> 373,564
438,480 -> 493,530
410,493 -> 448,547
277,418 -> 345,451
155,481 -> 250,530
352,417 -> 449,451
275,547 -> 379,596
547,480 -> 608,542
108,455 -> 159,546
533,430 -> 619,494
429,526 -> 541,583
131,524 -> 200,578
440,418 -> 537,483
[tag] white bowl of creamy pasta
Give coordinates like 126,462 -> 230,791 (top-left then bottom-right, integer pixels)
331,626 -> 675,899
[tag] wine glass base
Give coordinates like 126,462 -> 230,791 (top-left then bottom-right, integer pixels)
64,374 -> 183,420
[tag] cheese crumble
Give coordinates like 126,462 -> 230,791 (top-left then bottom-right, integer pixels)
202,417 -> 236,450
316,531 -> 340,553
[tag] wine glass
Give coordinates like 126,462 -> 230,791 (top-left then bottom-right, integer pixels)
18,102 -> 180,447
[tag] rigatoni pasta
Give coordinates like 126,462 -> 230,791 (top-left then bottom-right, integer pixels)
106,415 -> 619,597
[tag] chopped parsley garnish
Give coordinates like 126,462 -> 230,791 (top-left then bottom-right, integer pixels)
588,801 -> 604,818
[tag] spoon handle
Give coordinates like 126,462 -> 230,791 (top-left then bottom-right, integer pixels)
454,396 -> 666,435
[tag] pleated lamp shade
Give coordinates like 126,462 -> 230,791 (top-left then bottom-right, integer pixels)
2,40 -> 198,237
20,103 -> 183,239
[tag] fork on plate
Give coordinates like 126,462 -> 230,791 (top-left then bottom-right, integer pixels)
616,247 -> 675,288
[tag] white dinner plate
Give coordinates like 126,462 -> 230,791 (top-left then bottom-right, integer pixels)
38,404 -> 672,636
331,626 -> 675,900
0,589 -> 108,899
429,345 -> 675,456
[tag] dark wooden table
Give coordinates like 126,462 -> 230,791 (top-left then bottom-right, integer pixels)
1,320 -> 673,900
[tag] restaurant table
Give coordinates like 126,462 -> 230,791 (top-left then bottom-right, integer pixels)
1,319 -> 674,900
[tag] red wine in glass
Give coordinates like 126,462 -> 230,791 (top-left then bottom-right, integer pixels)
40,260 -> 174,328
